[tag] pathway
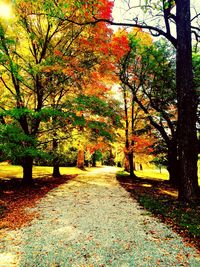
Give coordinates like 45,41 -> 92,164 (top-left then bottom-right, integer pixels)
0,166 -> 200,266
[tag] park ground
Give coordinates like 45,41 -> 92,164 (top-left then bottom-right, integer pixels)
0,165 -> 200,266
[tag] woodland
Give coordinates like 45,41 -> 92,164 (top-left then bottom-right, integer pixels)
0,0 -> 200,217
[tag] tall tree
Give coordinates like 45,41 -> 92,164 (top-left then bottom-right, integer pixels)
175,0 -> 198,201
117,29 -> 179,185
0,0 -> 117,184
74,0 -> 199,202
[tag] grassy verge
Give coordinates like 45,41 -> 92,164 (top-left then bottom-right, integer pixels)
0,164 -> 86,179
116,170 -> 200,251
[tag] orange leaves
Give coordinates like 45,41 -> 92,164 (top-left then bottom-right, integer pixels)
110,32 -> 130,61
86,141 -> 107,154
131,135 -> 153,154
0,175 -> 75,229
54,49 -> 63,57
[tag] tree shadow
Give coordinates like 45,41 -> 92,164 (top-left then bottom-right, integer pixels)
116,173 -> 200,252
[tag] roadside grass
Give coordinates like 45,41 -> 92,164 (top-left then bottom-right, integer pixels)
0,165 -> 86,229
0,164 -> 86,179
116,169 -> 200,251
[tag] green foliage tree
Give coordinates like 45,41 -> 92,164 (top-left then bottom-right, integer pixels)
0,0 -> 119,183
118,31 -> 179,184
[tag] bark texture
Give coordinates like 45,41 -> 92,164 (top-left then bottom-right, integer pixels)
52,137 -> 61,178
176,0 -> 199,201
77,149 -> 85,169
22,156 -> 33,185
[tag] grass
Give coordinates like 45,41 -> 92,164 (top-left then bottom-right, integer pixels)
0,164 -> 86,180
135,168 -> 169,180
116,169 -> 200,251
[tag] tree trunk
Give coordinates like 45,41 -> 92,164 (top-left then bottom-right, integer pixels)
176,0 -> 199,202
130,93 -> 136,178
53,165 -> 61,178
77,149 -> 85,169
129,152 -> 136,178
124,152 -> 130,172
22,156 -> 33,185
91,153 -> 96,167
123,86 -> 136,178
167,143 -> 179,186
109,149 -> 115,166
52,137 -> 61,178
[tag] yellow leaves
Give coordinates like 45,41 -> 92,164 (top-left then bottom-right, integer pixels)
130,28 -> 153,46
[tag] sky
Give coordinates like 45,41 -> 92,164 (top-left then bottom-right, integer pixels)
111,0 -> 200,25
111,0 -> 200,41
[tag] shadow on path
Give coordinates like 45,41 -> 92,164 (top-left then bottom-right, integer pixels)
116,173 -> 200,251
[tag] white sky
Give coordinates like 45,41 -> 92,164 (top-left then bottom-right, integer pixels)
111,0 -> 200,44
112,0 -> 200,26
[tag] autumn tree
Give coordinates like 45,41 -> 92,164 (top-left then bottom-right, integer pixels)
66,0 -> 199,201
0,0 -> 117,183
117,29 -> 180,184
0,2 -> 83,182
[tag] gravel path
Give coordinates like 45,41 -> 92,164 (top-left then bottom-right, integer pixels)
0,166 -> 200,267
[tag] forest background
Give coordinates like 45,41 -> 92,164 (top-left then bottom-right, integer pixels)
0,0 -> 199,204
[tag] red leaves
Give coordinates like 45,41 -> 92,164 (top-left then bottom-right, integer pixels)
97,0 -> 114,19
131,135 -> 153,154
86,141 -> 107,154
110,33 -> 130,61
54,49 -> 63,57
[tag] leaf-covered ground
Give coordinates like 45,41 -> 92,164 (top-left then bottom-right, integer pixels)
0,174 -> 77,229
117,172 -> 200,249
0,166 -> 200,266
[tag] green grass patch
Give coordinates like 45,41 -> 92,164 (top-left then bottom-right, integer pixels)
139,195 -> 200,237
116,170 -> 130,177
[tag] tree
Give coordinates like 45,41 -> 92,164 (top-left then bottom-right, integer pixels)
0,0 -> 118,183
115,28 -> 178,184
79,0 -> 199,202
175,0 -> 198,201
73,94 -> 122,168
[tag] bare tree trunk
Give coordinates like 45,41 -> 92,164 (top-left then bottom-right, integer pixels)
167,141 -> 179,186
176,0 -> 199,202
22,156 -> 33,185
52,118 -> 61,178
123,86 -> 136,178
77,148 -> 85,169
124,152 -> 130,172
91,152 -> 96,167
130,94 -> 136,178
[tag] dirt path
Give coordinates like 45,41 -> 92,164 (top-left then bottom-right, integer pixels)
0,166 -> 200,267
